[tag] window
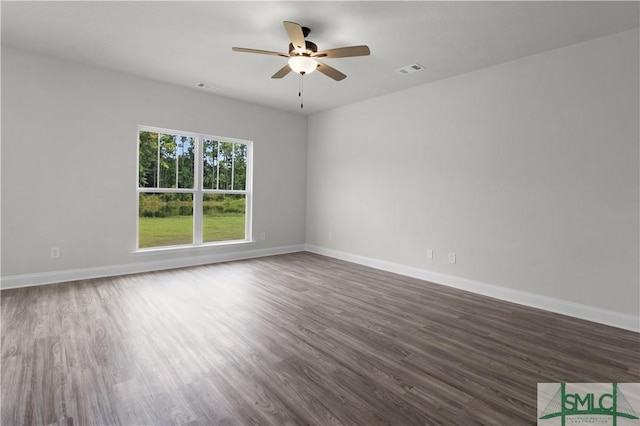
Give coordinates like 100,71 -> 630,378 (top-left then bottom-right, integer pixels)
137,126 -> 252,249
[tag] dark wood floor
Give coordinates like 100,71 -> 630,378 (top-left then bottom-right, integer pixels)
2,252 -> 638,425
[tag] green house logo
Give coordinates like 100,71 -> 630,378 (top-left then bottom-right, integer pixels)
538,383 -> 640,425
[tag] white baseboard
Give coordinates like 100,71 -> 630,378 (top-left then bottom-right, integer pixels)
1,244 -> 305,290
4,243 -> 637,332
305,245 -> 640,333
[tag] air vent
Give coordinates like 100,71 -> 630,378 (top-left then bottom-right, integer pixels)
395,63 -> 424,76
197,83 -> 219,91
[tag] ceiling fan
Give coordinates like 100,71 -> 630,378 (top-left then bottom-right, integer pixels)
232,21 -> 370,81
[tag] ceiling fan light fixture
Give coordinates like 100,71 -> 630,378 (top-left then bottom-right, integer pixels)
288,55 -> 317,75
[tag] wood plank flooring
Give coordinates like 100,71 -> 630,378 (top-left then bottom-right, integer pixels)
2,252 -> 639,425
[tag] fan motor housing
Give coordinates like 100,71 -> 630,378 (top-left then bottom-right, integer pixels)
289,41 -> 318,55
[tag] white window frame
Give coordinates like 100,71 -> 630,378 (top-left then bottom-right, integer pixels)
136,125 -> 253,251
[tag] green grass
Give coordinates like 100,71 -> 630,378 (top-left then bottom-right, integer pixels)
139,214 -> 245,248
202,214 -> 245,243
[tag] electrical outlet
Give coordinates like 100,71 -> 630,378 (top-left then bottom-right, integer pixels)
50,247 -> 60,259
259,232 -> 266,241
448,252 -> 456,264
426,249 -> 433,260
328,232 -> 333,241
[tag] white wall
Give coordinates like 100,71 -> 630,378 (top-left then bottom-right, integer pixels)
306,29 -> 639,317
1,47 -> 308,280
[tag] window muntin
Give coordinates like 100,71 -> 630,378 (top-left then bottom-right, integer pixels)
137,126 -> 252,249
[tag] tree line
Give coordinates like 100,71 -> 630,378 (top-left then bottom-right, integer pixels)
138,131 -> 247,191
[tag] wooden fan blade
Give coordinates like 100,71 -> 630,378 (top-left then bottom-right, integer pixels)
316,61 -> 346,81
283,21 -> 306,53
271,64 -> 292,79
312,45 -> 370,59
232,47 -> 289,58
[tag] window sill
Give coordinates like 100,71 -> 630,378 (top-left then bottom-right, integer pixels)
131,240 -> 256,256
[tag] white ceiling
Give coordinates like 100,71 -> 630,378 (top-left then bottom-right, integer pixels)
2,1 -> 638,115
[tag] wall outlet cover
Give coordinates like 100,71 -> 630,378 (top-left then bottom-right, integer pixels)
50,247 -> 61,259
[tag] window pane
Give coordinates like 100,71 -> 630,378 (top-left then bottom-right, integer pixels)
138,131 -> 158,188
142,132 -> 194,189
202,194 -> 246,243
139,193 -> 193,248
202,139 -> 218,190
217,142 -> 234,190
158,134 -> 176,188
176,136 -> 195,188
202,140 -> 247,191
233,143 -> 247,190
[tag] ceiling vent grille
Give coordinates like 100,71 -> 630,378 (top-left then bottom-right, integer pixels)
396,63 -> 424,75
197,83 -> 219,91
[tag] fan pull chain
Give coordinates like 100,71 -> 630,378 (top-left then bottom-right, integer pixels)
299,75 -> 304,109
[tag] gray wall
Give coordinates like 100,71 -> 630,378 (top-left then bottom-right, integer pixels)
2,29 -> 638,321
306,29 -> 639,316
1,47 -> 308,277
